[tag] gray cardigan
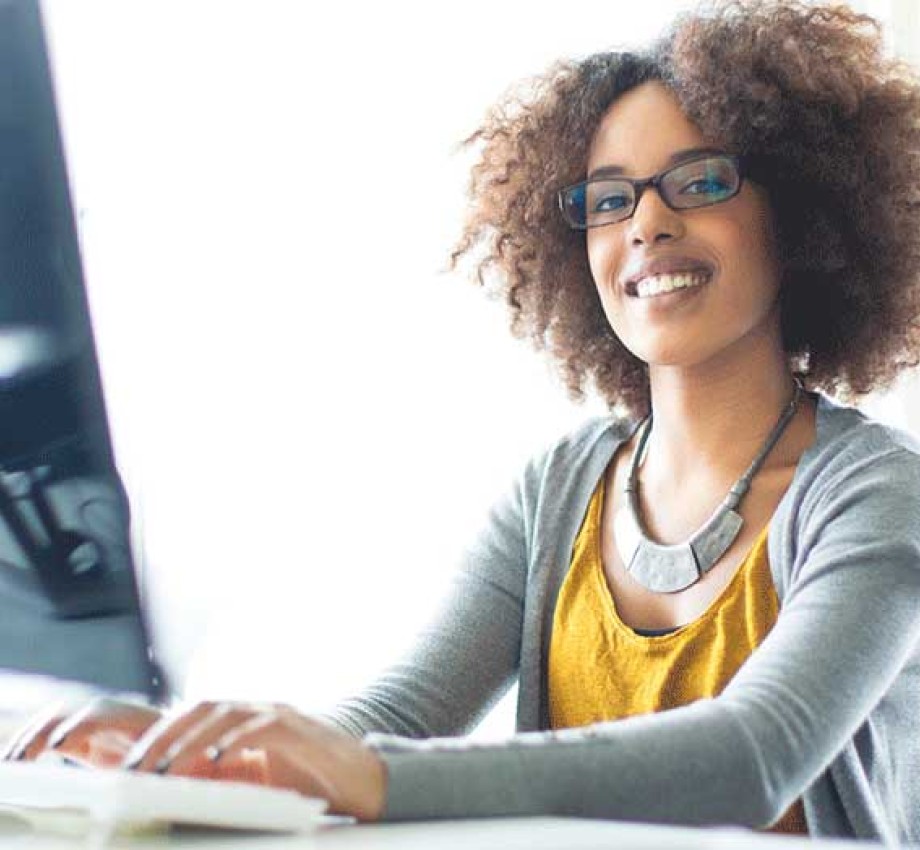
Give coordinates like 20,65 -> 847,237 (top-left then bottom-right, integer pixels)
329,393 -> 920,844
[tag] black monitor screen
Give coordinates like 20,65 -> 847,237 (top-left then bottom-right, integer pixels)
0,0 -> 159,700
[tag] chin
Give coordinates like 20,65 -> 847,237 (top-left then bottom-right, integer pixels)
621,339 -> 714,368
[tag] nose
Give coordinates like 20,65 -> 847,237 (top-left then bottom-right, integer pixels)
627,186 -> 685,246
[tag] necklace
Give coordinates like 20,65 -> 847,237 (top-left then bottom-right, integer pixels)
612,379 -> 803,593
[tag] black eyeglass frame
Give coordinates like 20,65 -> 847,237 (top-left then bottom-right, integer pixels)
557,153 -> 748,231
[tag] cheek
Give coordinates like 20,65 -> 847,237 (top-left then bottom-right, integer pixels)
733,191 -> 782,288
726,216 -> 782,305
586,230 -> 624,297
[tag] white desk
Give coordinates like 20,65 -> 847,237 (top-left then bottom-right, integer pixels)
0,815 -> 886,850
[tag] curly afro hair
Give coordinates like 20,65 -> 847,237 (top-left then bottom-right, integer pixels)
450,0 -> 920,416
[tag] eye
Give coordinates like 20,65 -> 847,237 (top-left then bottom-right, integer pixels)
680,177 -> 733,198
593,192 -> 631,212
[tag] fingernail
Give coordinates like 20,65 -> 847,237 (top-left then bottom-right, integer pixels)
46,724 -> 72,750
122,746 -> 146,770
5,742 -> 27,761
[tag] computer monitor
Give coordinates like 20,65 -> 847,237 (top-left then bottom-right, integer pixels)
0,0 -> 161,700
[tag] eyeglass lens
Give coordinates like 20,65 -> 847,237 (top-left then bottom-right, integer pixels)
562,155 -> 741,229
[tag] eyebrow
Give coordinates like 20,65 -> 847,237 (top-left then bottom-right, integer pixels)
587,146 -> 725,180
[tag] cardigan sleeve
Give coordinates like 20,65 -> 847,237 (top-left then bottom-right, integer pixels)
323,460 -> 533,739
368,443 -> 920,835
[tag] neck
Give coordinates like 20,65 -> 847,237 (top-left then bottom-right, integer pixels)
642,343 -> 801,490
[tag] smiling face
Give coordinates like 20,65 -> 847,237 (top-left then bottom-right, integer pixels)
586,81 -> 784,370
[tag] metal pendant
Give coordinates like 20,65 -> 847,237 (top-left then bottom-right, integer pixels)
613,499 -> 744,593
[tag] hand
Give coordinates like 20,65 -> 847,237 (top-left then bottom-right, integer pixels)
2,697 -> 162,768
123,701 -> 387,821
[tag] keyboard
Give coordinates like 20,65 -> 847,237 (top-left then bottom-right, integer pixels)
0,760 -> 327,834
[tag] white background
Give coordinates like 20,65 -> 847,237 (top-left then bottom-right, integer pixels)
39,0 -> 908,733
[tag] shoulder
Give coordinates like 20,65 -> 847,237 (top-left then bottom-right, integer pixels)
794,393 -> 920,499
483,414 -> 637,539
768,395 -> 920,599
544,415 -> 633,463
776,393 -> 920,574
518,415 -> 634,495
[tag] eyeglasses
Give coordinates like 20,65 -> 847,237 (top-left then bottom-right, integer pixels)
558,153 -> 745,230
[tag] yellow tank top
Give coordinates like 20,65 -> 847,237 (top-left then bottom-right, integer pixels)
548,475 -> 807,834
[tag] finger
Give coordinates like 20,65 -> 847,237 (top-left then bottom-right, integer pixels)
171,742 -> 271,785
210,713 -> 386,821
73,707 -> 162,765
3,696 -> 161,764
206,711 -> 276,764
83,728 -> 145,769
123,702 -> 223,771
210,713 -> 339,801
48,697 -> 160,752
26,698 -> 161,769
173,702 -> 295,767
207,703 -> 310,762
212,714 -> 301,788
154,705 -> 264,777
2,706 -> 68,761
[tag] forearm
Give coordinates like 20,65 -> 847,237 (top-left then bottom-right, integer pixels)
368,699 -> 779,826
317,681 -> 805,822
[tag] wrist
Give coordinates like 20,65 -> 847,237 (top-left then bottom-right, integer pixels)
356,745 -> 387,822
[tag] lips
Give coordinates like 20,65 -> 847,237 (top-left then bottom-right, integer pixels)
621,257 -> 715,297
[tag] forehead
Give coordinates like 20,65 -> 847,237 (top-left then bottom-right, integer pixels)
588,81 -> 709,175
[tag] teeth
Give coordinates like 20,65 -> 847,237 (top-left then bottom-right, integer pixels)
634,272 -> 708,298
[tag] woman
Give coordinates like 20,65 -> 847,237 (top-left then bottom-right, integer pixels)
9,0 -> 920,841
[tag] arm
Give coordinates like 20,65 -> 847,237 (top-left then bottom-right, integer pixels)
370,446 -> 920,830
92,461 -> 537,819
